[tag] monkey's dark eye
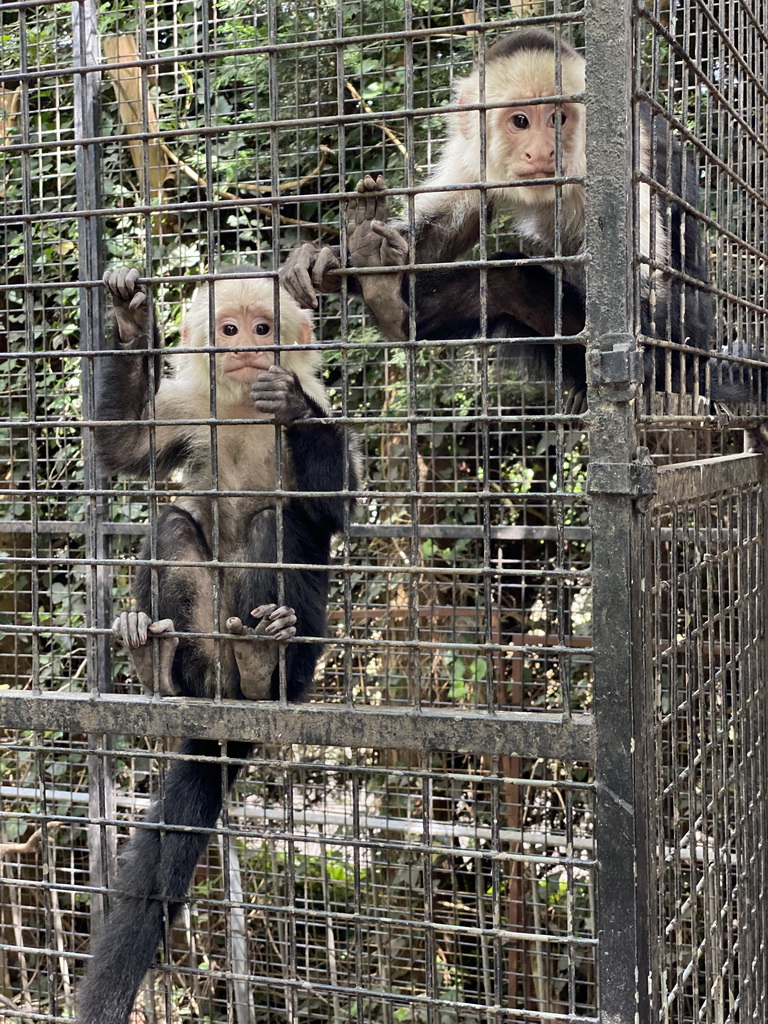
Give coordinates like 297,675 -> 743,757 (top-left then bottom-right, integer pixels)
549,110 -> 567,127
255,323 -> 271,336
222,323 -> 239,337
511,113 -> 529,130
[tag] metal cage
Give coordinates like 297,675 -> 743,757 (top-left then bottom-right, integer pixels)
0,1 -> 766,1022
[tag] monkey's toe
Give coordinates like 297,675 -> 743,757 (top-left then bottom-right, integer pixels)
251,603 -> 278,622
264,605 -> 298,640
113,610 -> 152,649
229,616 -> 279,701
114,615 -> 179,696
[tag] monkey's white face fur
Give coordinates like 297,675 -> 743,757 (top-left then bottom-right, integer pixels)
175,276 -> 328,411
475,49 -> 586,208
417,44 -> 587,258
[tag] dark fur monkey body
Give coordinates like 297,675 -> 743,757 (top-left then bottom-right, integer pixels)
283,29 -> 733,410
77,267 -> 358,1024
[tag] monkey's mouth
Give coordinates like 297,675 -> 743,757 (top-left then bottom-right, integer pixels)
225,352 -> 272,371
225,357 -> 273,382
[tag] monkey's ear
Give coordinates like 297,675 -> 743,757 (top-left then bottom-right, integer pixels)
455,90 -> 476,141
300,321 -> 312,347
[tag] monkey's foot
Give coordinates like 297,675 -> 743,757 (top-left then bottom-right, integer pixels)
226,604 -> 297,701
112,612 -> 181,697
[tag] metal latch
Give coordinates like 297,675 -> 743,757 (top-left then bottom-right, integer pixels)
587,335 -> 644,401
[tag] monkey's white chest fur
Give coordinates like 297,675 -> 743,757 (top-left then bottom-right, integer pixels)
175,418 -> 291,551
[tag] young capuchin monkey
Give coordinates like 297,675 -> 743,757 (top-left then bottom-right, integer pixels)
77,267 -> 358,1024
282,28 -> 726,412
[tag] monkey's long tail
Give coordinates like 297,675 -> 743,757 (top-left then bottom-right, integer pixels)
77,737 -> 251,1024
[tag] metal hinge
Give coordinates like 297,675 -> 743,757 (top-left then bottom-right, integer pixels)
587,447 -> 657,511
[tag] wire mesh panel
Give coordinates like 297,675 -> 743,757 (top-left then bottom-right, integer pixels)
0,1 -> 765,1023
642,454 -> 768,1024
2,735 -> 597,1022
634,0 -> 768,450
0,0 -> 597,713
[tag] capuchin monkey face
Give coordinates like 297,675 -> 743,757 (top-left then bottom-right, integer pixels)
181,279 -> 316,396
215,304 -> 279,382
502,103 -> 568,178
491,100 -> 582,203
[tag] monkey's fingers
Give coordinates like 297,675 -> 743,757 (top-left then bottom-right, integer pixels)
356,175 -> 380,192
347,186 -> 362,230
250,604 -> 279,637
252,395 -> 306,424
252,389 -> 287,407
245,604 -> 298,641
371,222 -> 408,266
252,370 -> 310,422
227,613 -> 274,640
355,174 -> 384,225
311,245 -> 342,292
103,270 -> 125,301
369,174 -> 390,223
279,244 -> 319,309
252,383 -> 292,411
564,384 -> 588,417
147,618 -> 175,635
128,289 -> 148,311
111,267 -> 141,302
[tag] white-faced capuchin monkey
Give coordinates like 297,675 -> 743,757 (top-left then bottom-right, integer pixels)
283,28 -> 740,412
77,267 -> 358,1024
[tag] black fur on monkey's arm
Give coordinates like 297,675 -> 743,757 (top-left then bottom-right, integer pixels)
94,268 -> 190,479
285,407 -> 358,536
251,365 -> 358,535
346,174 -> 586,353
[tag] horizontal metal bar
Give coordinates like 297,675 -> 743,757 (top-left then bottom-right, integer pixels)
0,11 -> 583,81
3,253 -> 585,296
0,692 -> 595,761
0,519 -> 591,542
654,452 -> 765,506
0,483 -> 581,500
0,783 -> 597,853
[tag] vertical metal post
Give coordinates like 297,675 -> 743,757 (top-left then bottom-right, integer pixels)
72,0 -> 113,928
584,1 -> 651,1020
73,0 -> 108,683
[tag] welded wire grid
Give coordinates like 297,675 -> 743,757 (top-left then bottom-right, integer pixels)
1,2 -> 595,1021
635,1 -> 768,445
644,461 -> 768,1023
0,0 -> 594,710
2,738 -> 597,1021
